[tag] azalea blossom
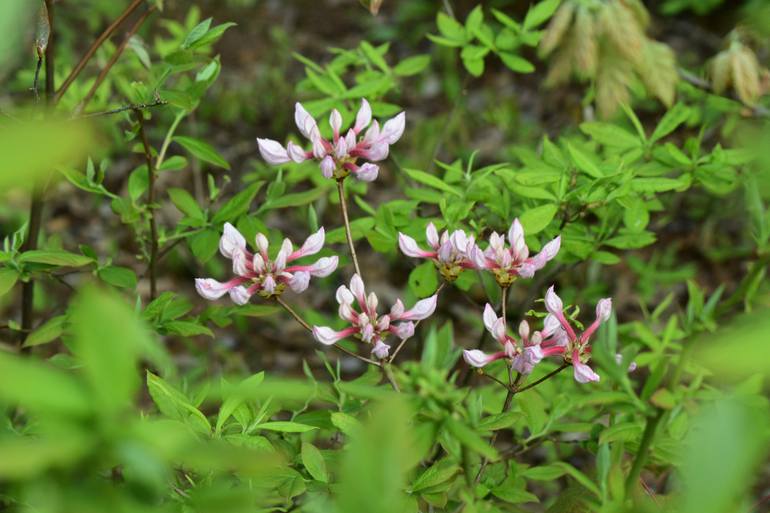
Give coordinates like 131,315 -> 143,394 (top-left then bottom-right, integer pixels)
398,223 -> 485,282
257,99 -> 405,182
539,285 -> 613,383
312,274 -> 437,359
195,223 -> 338,304
479,218 -> 561,287
462,304 -> 549,374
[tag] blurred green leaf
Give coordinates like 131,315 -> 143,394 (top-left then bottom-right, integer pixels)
301,442 -> 329,483
174,136 -> 230,170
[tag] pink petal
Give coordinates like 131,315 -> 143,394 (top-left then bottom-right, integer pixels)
313,326 -> 357,345
381,111 -> 405,144
329,109 -> 342,139
219,222 -> 247,259
544,285 -> 564,315
391,321 -> 415,340
336,285 -> 354,305
288,271 -> 310,293
398,233 -> 432,258
372,340 -> 391,359
483,304 -> 498,334
308,256 -> 338,277
595,298 -> 612,322
353,162 -> 379,182
291,227 -> 325,260
195,278 -> 236,300
398,295 -> 437,321
294,102 -> 316,139
426,223 -> 439,248
320,155 -> 335,179
508,219 -> 528,260
462,349 -> 506,368
229,285 -> 251,305
287,141 -> 308,163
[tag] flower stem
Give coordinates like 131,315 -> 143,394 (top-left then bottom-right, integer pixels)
336,179 -> 362,278
381,363 -> 400,392
514,363 -> 569,394
474,368 -> 521,483
624,410 -> 663,497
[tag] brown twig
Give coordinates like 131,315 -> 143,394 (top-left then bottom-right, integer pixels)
514,363 -> 569,394
79,98 -> 168,119
73,6 -> 157,115
135,110 -> 158,299
54,0 -> 145,104
336,179 -> 362,278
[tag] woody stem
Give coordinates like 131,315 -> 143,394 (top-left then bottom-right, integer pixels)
336,179 -> 362,278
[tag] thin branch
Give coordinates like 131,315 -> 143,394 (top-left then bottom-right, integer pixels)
274,296 -> 381,367
54,0 -> 145,104
514,364 -> 569,394
475,369 -> 521,483
79,99 -> 168,119
679,67 -> 770,118
389,281 -> 447,361
73,6 -> 157,115
135,110 -> 158,299
336,179 -> 362,278
381,363 -> 400,392
32,57 -> 43,102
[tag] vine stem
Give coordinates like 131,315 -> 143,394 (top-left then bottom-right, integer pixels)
336,179 -> 362,278
54,0 -> 145,103
135,110 -> 158,299
274,296 -> 381,367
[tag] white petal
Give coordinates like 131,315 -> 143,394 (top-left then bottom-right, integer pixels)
297,227 -> 325,258
381,111 -> 405,144
257,138 -> 290,165
463,349 -> 494,368
294,102 -> 316,139
219,222 -> 246,259
195,278 -> 230,300
288,271 -> 310,293
595,298 -> 612,323
329,109 -> 342,136
255,233 -> 269,255
574,360 -> 600,383
426,223 -> 439,248
350,274 -> 366,305
336,285 -> 354,305
287,141 -> 308,163
400,295 -> 437,321
483,304 -> 498,334
320,155 -> 335,179
544,285 -> 563,315
309,256 -> 338,277
392,321 -> 415,340
372,340 -> 391,359
313,326 -> 347,345
354,162 -> 379,182
228,286 -> 251,305
398,233 -> 427,258
354,98 -> 372,133
232,248 -> 250,277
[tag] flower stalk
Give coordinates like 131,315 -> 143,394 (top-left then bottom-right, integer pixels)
337,179 -> 362,278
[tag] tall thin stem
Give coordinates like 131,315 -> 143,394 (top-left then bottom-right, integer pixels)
336,179 -> 362,278
624,410 -> 663,496
514,364 -> 569,394
20,0 -> 55,346
135,110 -> 158,299
475,369 -> 521,483
501,285 -> 508,323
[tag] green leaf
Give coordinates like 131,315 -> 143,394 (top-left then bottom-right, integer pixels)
477,411 -> 522,431
0,351 -> 91,416
650,103 -> 690,143
604,231 -> 656,249
70,287 -> 155,414
393,55 -> 431,76
0,268 -> 18,296
19,250 -> 93,267
98,265 -> 138,289
173,136 -> 230,170
599,422 -> 643,444
331,411 -> 362,436
216,372 -> 264,434
408,261 -> 439,297
436,12 -> 466,41
257,421 -> 318,433
522,464 -> 566,480
622,198 -> 649,232
181,17 -> 212,49
410,459 -> 459,492
23,315 -> 65,347
566,142 -> 603,178
188,22 -> 237,50
404,168 -> 463,196
212,181 -> 263,223
444,417 -> 498,461
360,41 -> 389,73
580,122 -> 641,150
146,371 -> 211,434
258,186 -> 327,212
499,52 -> 535,73
168,187 -> 203,218
462,56 -> 485,77
465,5 -> 484,34
551,462 -> 601,498
523,0 -> 561,30
164,320 -> 213,337
519,204 -> 558,234
301,442 -> 329,483
493,486 -> 539,504
189,228 -> 220,263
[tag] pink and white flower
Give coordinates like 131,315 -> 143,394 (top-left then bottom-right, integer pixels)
257,99 -> 405,182
195,223 -> 338,304
398,223 -> 485,282
312,274 -> 437,360
461,304 -> 547,374
539,285 -> 613,383
478,219 -> 561,287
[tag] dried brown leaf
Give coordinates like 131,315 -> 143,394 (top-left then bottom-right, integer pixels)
539,2 -> 575,58
731,46 -> 761,106
638,41 -> 678,107
573,6 -> 598,79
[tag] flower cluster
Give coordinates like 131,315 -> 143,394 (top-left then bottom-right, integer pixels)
398,218 -> 560,286
257,100 -> 405,182
477,219 -> 561,287
195,223 -> 338,304
398,223 -> 484,282
463,286 -> 613,383
312,274 -> 437,360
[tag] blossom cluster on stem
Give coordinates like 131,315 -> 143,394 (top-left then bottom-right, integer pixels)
312,274 -> 437,360
257,100 -> 404,182
195,223 -> 338,304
